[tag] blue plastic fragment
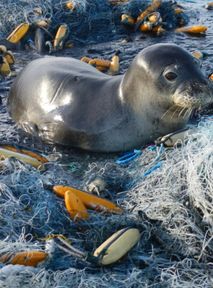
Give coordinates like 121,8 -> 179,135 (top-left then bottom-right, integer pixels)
143,161 -> 162,177
153,143 -> 164,162
147,145 -> 156,151
116,149 -> 142,165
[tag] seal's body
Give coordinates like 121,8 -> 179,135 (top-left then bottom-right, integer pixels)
8,43 -> 213,152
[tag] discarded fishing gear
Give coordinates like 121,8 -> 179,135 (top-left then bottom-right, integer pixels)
0,250 -> 48,267
0,143 -> 49,168
1,0 -> 193,54
6,21 -> 69,54
48,228 -> 140,266
0,45 -> 15,77
53,185 -> 122,220
81,51 -> 120,74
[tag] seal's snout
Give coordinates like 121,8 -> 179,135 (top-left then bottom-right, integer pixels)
173,79 -> 213,109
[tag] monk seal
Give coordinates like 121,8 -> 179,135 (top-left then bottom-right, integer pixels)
7,43 -> 213,152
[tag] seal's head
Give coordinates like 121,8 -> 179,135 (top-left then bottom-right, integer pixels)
122,43 -> 213,125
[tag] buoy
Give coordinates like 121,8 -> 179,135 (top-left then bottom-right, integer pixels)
139,12 -> 162,33
64,190 -> 89,220
121,14 -> 135,26
65,1 -> 75,10
191,50 -> 204,60
81,56 -> 92,63
175,25 -> 207,34
0,57 -> 11,76
89,59 -> 111,68
93,228 -> 140,265
7,23 -> 30,44
4,51 -> 15,65
0,45 -> 7,54
0,144 -> 48,168
0,251 -> 48,266
136,0 -> 162,28
53,24 -> 69,50
109,53 -> 120,74
53,185 -> 122,214
209,73 -> 213,81
147,12 -> 161,24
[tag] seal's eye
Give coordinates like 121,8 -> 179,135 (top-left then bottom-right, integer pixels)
165,72 -> 177,81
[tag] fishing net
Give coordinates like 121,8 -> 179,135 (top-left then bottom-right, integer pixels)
0,116 -> 212,287
0,0 -> 185,44
0,0 -> 212,286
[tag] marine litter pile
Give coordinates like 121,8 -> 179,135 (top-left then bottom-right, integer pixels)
0,0 -> 213,287
0,117 -> 212,287
0,0 -> 187,45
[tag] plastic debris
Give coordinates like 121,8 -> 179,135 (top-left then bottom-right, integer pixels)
93,227 -> 140,265
155,127 -> 197,147
0,0 -> 191,54
0,144 -> 48,168
0,45 -> 15,77
0,56 -> 11,77
7,23 -> 30,44
81,52 -> 120,74
64,190 -> 89,220
209,73 -> 213,81
116,149 -> 142,165
53,24 -> 69,50
191,50 -> 204,59
53,185 -> 123,214
121,14 -> 135,26
139,11 -> 163,32
175,25 -> 207,34
55,227 -> 140,266
0,250 -> 48,267
136,0 -> 162,29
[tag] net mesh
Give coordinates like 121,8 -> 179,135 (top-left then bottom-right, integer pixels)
0,117 -> 212,287
0,0 -> 183,43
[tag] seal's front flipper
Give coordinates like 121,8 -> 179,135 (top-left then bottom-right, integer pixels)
37,122 -> 60,145
19,121 -> 60,145
36,121 -> 80,146
20,121 -> 39,136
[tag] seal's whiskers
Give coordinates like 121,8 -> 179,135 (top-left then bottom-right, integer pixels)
161,105 -> 176,120
178,107 -> 188,118
182,107 -> 192,119
170,107 -> 180,120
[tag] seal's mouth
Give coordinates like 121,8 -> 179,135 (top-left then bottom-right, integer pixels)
173,81 -> 213,110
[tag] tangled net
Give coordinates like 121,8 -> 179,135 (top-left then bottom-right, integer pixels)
0,1 -> 212,286
0,117 -> 212,287
0,0 -> 184,44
